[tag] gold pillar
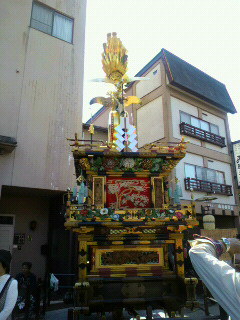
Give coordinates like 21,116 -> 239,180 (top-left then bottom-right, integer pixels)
79,240 -> 87,281
170,233 -> 184,277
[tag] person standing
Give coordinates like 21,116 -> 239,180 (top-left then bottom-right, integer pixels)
15,262 -> 37,318
189,236 -> 240,320
0,249 -> 18,320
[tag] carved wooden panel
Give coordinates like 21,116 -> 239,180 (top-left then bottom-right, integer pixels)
94,247 -> 164,269
101,251 -> 159,265
152,177 -> 164,208
93,176 -> 105,208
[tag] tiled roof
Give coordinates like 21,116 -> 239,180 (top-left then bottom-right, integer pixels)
134,49 -> 236,114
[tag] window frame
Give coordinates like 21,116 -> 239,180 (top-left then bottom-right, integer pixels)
180,111 -> 220,135
30,1 -> 74,44
184,163 -> 226,184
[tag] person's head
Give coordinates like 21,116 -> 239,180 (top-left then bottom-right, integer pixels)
0,250 -> 12,275
22,262 -> 32,274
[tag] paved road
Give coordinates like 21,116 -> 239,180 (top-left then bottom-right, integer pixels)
45,301 -> 221,319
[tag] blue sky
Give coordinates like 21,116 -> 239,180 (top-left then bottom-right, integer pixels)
83,0 -> 240,141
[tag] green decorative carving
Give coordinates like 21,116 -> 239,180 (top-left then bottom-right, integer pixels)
72,207 -> 190,222
86,156 -> 167,173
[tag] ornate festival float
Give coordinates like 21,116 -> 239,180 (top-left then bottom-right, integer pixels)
65,33 -> 199,319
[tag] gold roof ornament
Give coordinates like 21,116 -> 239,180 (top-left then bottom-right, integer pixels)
102,32 -> 128,84
90,33 -> 145,151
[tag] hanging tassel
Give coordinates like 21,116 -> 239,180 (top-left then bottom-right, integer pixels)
168,187 -> 173,198
84,185 -> 88,198
72,186 -> 77,198
174,184 -> 183,204
78,182 -> 85,204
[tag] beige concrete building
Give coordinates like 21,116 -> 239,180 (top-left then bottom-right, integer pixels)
232,140 -> 240,204
0,0 -> 86,279
88,49 -> 239,229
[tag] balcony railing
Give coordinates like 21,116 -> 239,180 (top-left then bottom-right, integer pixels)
184,177 -> 233,196
180,122 -> 226,147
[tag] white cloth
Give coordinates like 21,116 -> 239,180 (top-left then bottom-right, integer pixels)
0,274 -> 18,320
189,240 -> 240,320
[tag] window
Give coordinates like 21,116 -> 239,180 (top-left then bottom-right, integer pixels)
206,169 -> 216,183
30,2 -> 73,43
180,112 -> 219,135
196,166 -> 204,180
184,164 -> 196,179
191,117 -> 200,128
200,120 -> 209,131
210,124 -> 219,135
184,163 -> 225,184
180,112 -> 190,124
216,171 -> 225,184
31,3 -> 53,34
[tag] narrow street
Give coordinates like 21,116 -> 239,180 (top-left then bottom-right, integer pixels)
45,300 -> 220,319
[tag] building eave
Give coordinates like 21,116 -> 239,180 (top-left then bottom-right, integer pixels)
0,135 -> 17,155
82,123 -> 108,132
85,106 -> 107,124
